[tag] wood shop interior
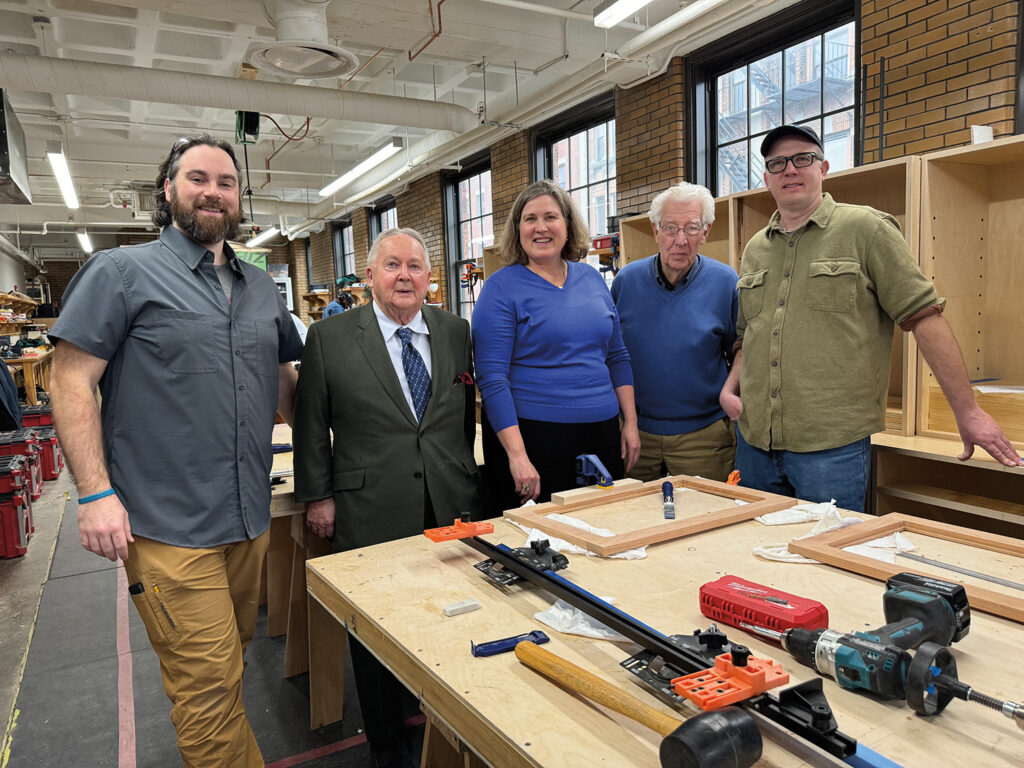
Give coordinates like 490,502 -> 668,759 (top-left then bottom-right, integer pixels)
0,1 -> 1023,767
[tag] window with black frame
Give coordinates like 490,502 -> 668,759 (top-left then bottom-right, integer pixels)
447,167 -> 493,320
332,220 -> 355,278
688,0 -> 856,196
369,199 -> 397,241
535,94 -> 617,238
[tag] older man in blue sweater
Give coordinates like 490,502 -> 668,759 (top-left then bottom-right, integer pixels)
611,182 -> 738,482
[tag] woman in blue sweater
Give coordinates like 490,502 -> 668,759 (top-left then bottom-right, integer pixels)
473,180 -> 640,515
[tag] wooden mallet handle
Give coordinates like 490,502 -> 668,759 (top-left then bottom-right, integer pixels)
514,640 -> 680,737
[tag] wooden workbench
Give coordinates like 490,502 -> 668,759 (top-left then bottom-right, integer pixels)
8,348 -> 53,405
306,512 -> 1024,767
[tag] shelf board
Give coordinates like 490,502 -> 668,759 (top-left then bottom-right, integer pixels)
877,481 -> 1024,525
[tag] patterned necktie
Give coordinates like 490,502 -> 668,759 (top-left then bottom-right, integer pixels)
396,326 -> 431,423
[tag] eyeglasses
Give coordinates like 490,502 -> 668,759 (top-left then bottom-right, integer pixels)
659,223 -> 705,238
765,151 -> 822,174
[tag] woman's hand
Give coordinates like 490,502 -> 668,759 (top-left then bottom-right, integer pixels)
620,421 -> 641,472
508,453 -> 541,503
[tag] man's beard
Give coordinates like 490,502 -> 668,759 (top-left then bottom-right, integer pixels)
170,189 -> 242,245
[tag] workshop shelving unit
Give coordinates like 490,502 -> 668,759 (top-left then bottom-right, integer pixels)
917,135 -> 1024,446
731,156 -> 922,436
0,293 -> 37,335
871,433 -> 1024,536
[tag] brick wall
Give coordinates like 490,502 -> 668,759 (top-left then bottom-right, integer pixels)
352,208 -> 371,277
490,130 -> 532,239
862,0 -> 1020,161
31,261 -> 82,307
307,228 -> 334,286
397,172 -> 449,306
615,57 -> 687,217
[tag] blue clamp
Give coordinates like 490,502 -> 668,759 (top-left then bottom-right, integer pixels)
575,454 -> 614,488
470,630 -> 549,657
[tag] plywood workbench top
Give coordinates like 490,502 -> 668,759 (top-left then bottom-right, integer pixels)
306,512 -> 1024,768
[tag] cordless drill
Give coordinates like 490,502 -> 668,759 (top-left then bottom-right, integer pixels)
778,573 -> 970,700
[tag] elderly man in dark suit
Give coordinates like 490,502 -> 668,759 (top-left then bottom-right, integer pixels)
293,227 -> 481,768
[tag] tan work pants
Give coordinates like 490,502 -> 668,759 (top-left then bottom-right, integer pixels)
124,532 -> 269,768
629,417 -> 736,483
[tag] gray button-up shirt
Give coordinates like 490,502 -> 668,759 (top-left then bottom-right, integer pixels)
51,226 -> 303,547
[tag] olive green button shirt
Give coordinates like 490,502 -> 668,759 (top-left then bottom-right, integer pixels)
736,193 -> 942,453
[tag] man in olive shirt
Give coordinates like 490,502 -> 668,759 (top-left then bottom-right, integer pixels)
720,125 -> 1022,511
50,134 -> 302,767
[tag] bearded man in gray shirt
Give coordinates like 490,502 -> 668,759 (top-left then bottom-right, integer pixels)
49,133 -> 302,768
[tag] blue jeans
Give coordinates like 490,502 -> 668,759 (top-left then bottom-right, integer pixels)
735,430 -> 871,512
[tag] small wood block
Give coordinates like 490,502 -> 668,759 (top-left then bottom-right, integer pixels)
551,478 -> 643,505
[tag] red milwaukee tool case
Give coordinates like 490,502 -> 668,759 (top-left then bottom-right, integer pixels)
0,429 -> 43,501
0,455 -> 29,494
20,404 -> 53,428
33,427 -> 63,481
0,489 -> 31,558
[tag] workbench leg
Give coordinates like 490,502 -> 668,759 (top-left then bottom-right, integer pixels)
283,540 -> 310,677
23,364 -> 37,406
265,516 -> 291,637
307,593 -> 346,729
420,707 -> 487,768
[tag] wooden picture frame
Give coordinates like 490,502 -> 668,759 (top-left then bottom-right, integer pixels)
789,513 -> 1024,624
503,475 -> 795,556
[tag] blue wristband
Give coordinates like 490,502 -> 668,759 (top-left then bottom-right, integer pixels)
78,488 -> 116,504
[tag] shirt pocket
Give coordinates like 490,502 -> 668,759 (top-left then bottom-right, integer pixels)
806,261 -> 860,312
153,309 -> 218,374
737,269 -> 768,321
253,319 -> 279,378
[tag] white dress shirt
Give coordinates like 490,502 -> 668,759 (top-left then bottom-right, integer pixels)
372,300 -> 432,420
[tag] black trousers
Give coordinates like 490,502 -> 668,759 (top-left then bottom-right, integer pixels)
350,485 -> 437,749
480,412 -> 624,518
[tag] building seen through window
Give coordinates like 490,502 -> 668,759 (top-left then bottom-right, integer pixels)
716,21 -> 855,195
552,119 -> 616,237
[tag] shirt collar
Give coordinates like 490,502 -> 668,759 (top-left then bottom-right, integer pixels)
766,193 -> 836,239
372,300 -> 429,339
655,253 -> 699,290
160,225 -> 244,276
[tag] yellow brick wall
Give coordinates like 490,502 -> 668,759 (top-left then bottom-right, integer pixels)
396,172 -> 449,307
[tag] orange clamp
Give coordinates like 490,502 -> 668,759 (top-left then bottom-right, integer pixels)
726,469 -> 741,485
669,652 -> 789,710
424,518 -> 494,542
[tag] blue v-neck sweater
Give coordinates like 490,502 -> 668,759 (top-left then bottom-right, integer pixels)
473,261 -> 633,432
611,254 -> 738,435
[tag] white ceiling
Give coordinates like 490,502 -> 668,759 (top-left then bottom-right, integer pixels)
0,0 -> 794,264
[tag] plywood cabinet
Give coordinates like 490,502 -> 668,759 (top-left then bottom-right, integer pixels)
917,135 -> 1024,447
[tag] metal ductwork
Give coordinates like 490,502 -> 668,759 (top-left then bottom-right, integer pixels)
247,0 -> 360,80
0,233 -> 38,267
0,53 -> 478,134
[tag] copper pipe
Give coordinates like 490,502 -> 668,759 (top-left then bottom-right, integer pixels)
409,0 -> 446,62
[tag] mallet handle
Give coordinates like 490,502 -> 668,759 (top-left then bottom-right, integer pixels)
515,640 -> 680,737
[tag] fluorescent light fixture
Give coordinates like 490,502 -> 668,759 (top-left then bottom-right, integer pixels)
319,141 -> 403,198
246,226 -> 280,247
593,0 -> 655,28
46,140 -> 80,210
76,228 -> 93,253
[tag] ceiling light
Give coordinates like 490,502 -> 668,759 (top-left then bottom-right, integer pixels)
320,142 -> 403,199
76,228 -> 93,253
46,140 -> 79,210
246,227 -> 280,247
593,0 -> 655,28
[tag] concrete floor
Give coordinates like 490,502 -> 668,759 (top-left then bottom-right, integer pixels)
0,472 -> 424,767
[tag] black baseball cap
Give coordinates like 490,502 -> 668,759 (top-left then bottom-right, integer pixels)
760,125 -> 823,157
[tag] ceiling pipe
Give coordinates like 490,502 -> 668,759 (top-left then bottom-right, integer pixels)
0,53 -> 478,134
0,233 -> 42,267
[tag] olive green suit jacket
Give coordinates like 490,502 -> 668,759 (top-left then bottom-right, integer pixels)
292,303 -> 482,551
